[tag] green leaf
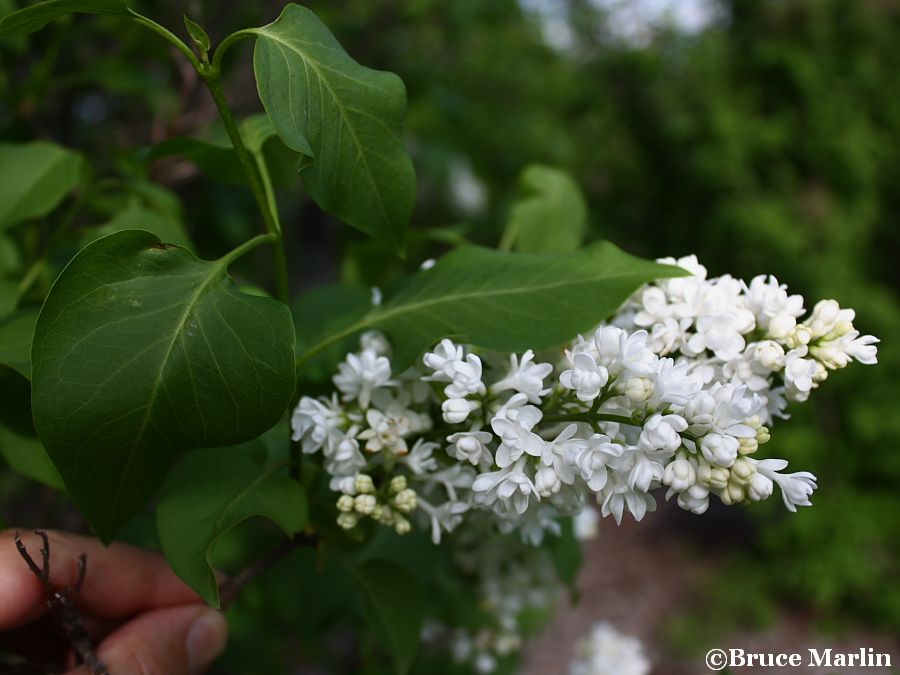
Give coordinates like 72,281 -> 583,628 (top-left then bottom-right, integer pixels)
31,230 -> 296,541
249,4 -> 416,254
240,113 -> 278,154
502,164 -> 588,253
183,14 -> 210,54
298,242 -> 688,369
82,204 -> 192,250
350,559 -> 424,674
157,442 -> 307,607
0,0 -> 128,38
0,142 -> 82,229
0,423 -> 63,489
0,308 -> 39,379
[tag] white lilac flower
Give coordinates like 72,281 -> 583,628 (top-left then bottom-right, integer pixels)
560,351 -> 609,402
423,338 -> 465,378
573,506 -> 600,540
291,395 -> 344,454
743,274 -> 804,339
490,407 -> 545,467
333,349 -> 394,408
568,622 -> 651,675
492,349 -> 553,403
402,439 -> 440,475
324,433 -> 366,477
418,498 -> 469,544
445,353 -> 486,398
472,458 -> 539,515
676,483 -> 710,515
358,408 -> 411,455
442,396 -> 480,424
699,433 -> 739,468
784,347 -> 817,394
753,458 -> 817,512
662,455 -> 696,492
637,413 -> 687,452
446,430 -> 495,467
306,255 -> 876,543
575,434 -> 623,492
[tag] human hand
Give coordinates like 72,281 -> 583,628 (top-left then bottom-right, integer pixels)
0,529 -> 228,675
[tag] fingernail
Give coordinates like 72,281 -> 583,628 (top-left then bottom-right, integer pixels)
186,608 -> 228,669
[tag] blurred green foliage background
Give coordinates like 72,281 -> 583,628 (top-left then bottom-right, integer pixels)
2,0 -> 898,669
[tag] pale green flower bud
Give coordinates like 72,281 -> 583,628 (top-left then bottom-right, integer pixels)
389,475 -> 407,494
738,437 -> 758,456
354,473 -> 375,494
354,494 -> 377,515
394,515 -> 411,535
698,463 -> 729,490
393,488 -> 417,513
731,457 -> 754,482
756,426 -> 771,444
337,512 -> 358,530
336,495 -> 355,513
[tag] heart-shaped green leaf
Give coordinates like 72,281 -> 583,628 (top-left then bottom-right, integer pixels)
0,0 -> 128,38
0,142 -> 82,230
298,241 -> 688,369
157,442 -> 307,607
502,164 -> 588,253
31,230 -> 296,541
249,4 -> 416,254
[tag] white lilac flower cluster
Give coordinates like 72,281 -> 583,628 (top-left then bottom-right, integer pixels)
567,622 -> 651,675
292,255 -> 879,543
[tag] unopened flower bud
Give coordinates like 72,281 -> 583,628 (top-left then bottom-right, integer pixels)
337,512 -> 358,530
756,426 -> 771,444
700,433 -> 739,468
748,472 -> 774,501
787,325 -> 812,348
624,376 -> 653,402
354,494 -> 377,515
336,495 -> 355,512
738,437 -> 758,456
731,457 -> 754,482
534,466 -> 561,497
753,340 -> 785,369
393,488 -> 418,513
354,474 -> 375,494
663,457 -> 696,492
389,475 -> 408,494
677,484 -> 710,515
442,397 -> 479,424
394,516 -> 411,535
698,463 -> 729,490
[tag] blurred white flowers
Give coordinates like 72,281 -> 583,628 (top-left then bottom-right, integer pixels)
568,622 -> 651,675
